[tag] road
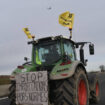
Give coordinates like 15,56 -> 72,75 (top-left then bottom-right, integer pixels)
0,72 -> 105,105
0,97 -> 10,105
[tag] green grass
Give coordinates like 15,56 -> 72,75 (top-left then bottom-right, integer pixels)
0,75 -> 11,85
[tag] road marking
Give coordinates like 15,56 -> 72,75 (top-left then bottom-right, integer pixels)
0,97 -> 8,101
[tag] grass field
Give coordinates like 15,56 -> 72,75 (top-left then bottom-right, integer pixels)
0,76 -> 11,85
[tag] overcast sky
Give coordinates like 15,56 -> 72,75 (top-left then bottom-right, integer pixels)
0,0 -> 105,75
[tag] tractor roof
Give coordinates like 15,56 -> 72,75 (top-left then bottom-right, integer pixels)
28,35 -> 76,45
36,35 -> 75,44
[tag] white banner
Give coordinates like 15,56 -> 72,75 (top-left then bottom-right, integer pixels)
16,71 -> 48,105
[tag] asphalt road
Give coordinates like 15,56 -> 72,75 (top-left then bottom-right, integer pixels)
0,72 -> 105,105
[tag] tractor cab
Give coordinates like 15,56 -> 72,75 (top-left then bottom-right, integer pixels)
29,35 -> 94,68
30,36 -> 76,67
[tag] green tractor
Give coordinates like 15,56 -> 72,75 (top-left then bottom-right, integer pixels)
9,34 -> 100,105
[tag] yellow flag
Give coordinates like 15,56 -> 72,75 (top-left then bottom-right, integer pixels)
59,11 -> 74,29
23,28 -> 32,39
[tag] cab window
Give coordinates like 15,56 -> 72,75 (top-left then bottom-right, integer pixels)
63,40 -> 76,61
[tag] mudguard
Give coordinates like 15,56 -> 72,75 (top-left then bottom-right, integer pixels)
50,61 -> 86,80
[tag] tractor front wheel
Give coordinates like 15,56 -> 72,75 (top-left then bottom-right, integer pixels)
8,81 -> 16,105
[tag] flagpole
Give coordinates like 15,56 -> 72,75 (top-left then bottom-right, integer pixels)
69,28 -> 72,39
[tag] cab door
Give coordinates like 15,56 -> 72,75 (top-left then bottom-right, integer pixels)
63,39 -> 76,61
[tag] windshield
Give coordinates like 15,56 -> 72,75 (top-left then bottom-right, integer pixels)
34,41 -> 61,65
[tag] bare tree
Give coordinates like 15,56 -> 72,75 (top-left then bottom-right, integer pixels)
99,65 -> 105,72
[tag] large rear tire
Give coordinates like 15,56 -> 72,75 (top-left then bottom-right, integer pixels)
8,81 -> 16,105
50,66 -> 89,105
88,73 -> 100,104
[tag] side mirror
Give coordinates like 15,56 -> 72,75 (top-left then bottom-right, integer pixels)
89,44 -> 94,55
24,57 -> 29,62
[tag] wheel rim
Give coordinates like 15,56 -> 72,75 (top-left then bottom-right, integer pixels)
78,79 -> 87,105
96,82 -> 99,97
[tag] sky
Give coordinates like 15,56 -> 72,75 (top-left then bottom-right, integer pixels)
0,0 -> 105,75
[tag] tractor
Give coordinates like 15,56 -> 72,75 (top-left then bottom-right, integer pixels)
9,35 -> 100,105
9,12 -> 100,105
